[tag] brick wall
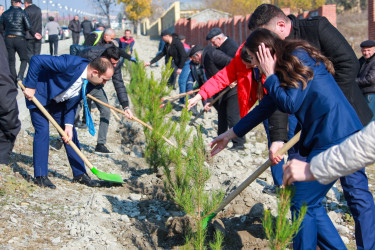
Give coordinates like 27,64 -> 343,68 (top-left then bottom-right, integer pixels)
175,5 -> 337,46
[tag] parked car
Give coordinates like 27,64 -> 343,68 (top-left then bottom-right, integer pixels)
61,26 -> 70,40
43,27 -> 49,43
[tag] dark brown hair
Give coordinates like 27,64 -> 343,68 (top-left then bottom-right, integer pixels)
245,28 -> 335,89
89,57 -> 114,75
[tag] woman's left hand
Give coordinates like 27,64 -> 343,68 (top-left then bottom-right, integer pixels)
256,43 -> 276,77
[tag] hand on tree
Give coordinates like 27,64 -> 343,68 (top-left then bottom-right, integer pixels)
269,141 -> 284,165
283,159 -> 316,186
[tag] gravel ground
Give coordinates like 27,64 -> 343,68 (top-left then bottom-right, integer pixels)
1,35 -> 372,249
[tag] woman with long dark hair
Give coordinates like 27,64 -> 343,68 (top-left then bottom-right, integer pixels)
210,28 -> 362,249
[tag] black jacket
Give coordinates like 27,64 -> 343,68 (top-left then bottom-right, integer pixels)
24,4 -> 42,40
0,6 -> 34,37
150,37 -> 187,69
81,20 -> 93,34
79,46 -> 130,108
202,45 -> 237,100
68,19 -> 81,33
0,34 -> 21,144
218,37 -> 238,58
356,54 -> 375,95
287,15 -> 372,126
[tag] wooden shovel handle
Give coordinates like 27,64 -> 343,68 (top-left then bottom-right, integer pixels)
18,81 -> 95,169
162,89 -> 200,101
86,94 -> 178,148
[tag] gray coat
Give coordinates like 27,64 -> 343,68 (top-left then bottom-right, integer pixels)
356,54 -> 375,95
310,121 -> 375,184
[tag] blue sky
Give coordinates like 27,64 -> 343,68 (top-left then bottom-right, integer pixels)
1,0 -> 124,18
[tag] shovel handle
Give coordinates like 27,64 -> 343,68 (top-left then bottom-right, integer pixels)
18,81 -> 95,170
213,131 -> 301,214
161,89 -> 200,101
87,94 -> 178,149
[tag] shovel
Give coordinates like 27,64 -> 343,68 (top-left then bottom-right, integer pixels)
201,131 -> 301,228
161,89 -> 200,102
19,81 -> 124,184
189,85 -> 235,125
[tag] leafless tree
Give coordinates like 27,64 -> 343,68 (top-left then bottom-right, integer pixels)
91,0 -> 117,28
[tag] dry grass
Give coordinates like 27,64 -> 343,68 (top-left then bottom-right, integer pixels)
337,10 -> 367,57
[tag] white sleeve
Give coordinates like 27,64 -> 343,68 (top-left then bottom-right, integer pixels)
310,121 -> 375,184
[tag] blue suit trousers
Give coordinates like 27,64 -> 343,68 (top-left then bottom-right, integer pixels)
30,101 -> 87,178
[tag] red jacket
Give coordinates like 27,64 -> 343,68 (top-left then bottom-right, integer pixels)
199,43 -> 258,118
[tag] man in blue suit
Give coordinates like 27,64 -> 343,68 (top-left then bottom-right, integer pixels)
23,55 -> 114,189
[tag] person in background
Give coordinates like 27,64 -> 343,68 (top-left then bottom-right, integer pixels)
356,40 -> 375,121
24,0 -> 42,60
81,16 -> 93,41
118,29 -> 134,55
206,27 -> 238,58
189,45 -> 245,150
144,30 -> 188,91
0,5 -> 4,16
0,0 -> 42,84
68,15 -> 81,45
153,38 -> 165,67
0,32 -> 21,164
178,34 -> 190,53
45,16 -> 60,56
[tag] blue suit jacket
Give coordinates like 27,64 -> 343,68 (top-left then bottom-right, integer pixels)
233,50 -> 363,157
24,55 -> 93,124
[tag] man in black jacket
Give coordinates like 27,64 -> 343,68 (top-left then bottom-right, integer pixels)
0,35 -> 21,164
206,27 -> 238,58
76,46 -> 135,154
144,30 -> 188,89
24,0 -> 42,60
249,4 -> 375,249
81,16 -> 93,40
0,0 -> 41,84
68,15 -> 81,45
190,45 -> 245,150
357,40 -> 375,122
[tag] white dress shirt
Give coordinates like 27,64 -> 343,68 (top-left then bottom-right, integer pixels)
54,67 -> 88,103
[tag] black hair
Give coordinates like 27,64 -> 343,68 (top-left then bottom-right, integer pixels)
89,57 -> 114,75
240,47 -> 252,63
248,4 -> 287,30
48,16 -> 54,21
102,46 -> 121,61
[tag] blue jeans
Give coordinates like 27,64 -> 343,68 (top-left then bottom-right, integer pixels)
365,94 -> 375,121
178,60 -> 191,104
263,114 -> 305,186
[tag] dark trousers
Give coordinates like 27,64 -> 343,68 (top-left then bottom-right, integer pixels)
83,33 -> 90,41
48,34 -> 59,56
72,32 -> 80,45
75,87 -> 110,145
29,102 -> 86,177
4,36 -> 28,83
26,39 -> 42,61
213,93 -> 245,147
0,107 -> 20,164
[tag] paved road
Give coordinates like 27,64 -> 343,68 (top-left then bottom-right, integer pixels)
15,36 -> 83,130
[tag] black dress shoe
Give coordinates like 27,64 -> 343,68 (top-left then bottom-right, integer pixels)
95,144 -> 114,154
35,176 -> 56,189
229,144 -> 245,151
73,173 -> 100,187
